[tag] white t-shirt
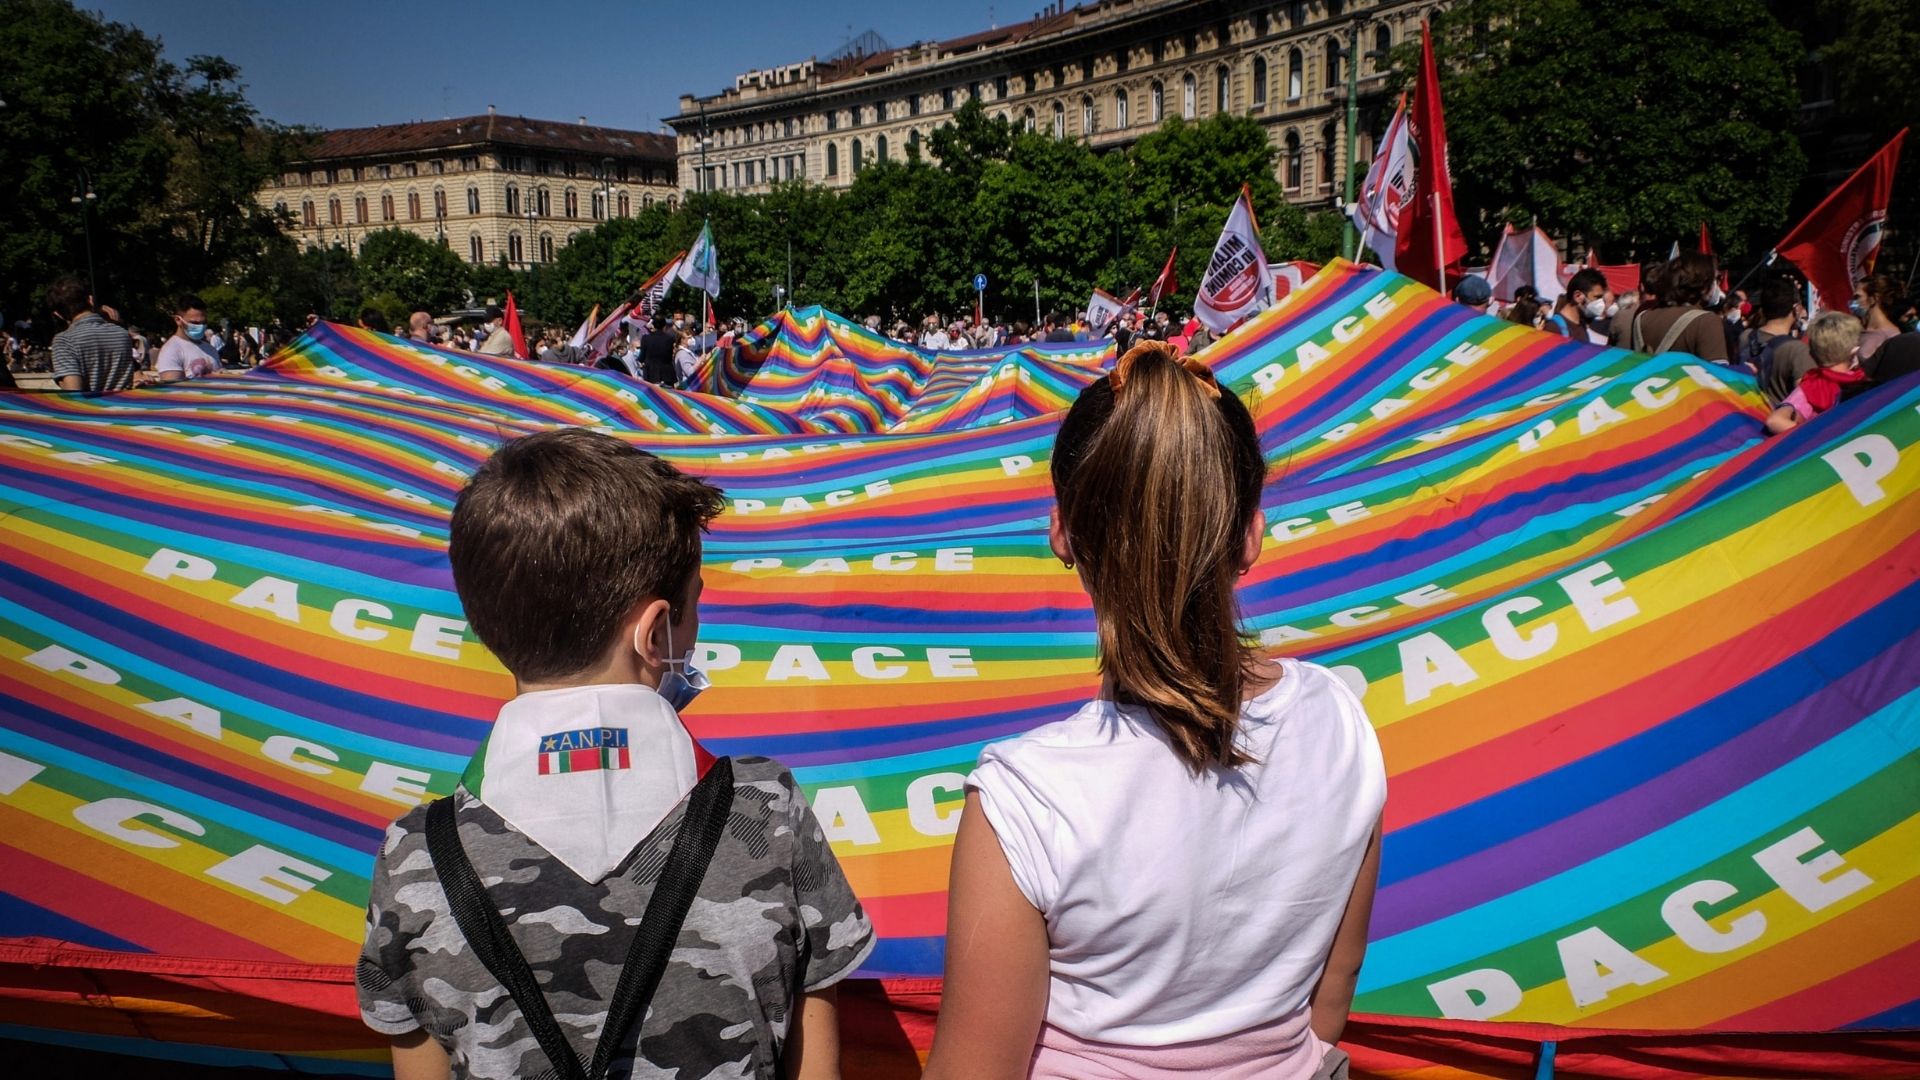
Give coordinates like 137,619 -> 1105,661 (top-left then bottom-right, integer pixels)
969,658 -> 1386,1045
155,335 -> 222,379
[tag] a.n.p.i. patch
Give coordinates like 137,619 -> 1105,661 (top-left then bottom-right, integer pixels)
537,727 -> 631,774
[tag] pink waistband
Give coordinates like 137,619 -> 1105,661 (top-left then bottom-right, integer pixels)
1028,1008 -> 1329,1079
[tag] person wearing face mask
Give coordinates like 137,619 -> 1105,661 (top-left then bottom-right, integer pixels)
1851,273 -> 1905,372
1626,252 -> 1729,361
154,294 -> 223,383
1546,269 -> 1608,342
358,429 -> 873,1080
476,305 -> 515,357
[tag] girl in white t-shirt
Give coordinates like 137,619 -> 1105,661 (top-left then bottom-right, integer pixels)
924,342 -> 1387,1080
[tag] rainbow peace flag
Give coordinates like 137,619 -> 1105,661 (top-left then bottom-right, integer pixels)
0,261 -> 1915,1078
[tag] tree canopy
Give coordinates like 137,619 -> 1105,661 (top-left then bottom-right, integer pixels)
1419,0 -> 1805,265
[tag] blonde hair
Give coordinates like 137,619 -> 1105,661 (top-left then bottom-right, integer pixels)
1050,342 -> 1268,772
1807,312 -> 1863,367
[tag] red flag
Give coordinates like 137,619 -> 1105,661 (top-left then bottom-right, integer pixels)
1149,247 -> 1179,305
1393,23 -> 1468,290
1777,127 -> 1907,311
1698,221 -> 1713,255
503,291 -> 528,360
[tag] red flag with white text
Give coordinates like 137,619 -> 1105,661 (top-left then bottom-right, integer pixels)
1777,128 -> 1907,311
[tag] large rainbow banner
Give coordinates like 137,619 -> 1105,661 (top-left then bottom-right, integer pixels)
1,262 -> 1916,1077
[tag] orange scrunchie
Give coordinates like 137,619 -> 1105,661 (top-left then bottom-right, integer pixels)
1110,340 -> 1221,400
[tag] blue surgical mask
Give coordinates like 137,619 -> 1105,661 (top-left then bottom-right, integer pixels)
1848,300 -> 1866,318
185,322 -> 207,341
658,619 -> 709,712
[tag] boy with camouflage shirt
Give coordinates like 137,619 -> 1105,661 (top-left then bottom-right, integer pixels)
357,429 -> 874,1080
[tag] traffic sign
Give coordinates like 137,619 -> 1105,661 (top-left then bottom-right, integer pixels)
973,273 -> 988,292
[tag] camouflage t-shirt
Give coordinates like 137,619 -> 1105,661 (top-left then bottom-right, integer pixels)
357,755 -> 876,1080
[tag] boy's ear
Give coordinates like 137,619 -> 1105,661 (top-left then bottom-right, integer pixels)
627,597 -> 674,668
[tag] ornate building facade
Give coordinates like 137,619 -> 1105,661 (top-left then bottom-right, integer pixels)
262,109 -> 679,267
668,0 -> 1443,207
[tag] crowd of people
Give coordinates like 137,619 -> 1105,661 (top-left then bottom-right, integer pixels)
1448,252 -> 1920,432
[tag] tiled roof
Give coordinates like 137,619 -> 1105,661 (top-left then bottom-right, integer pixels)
299,114 -> 675,163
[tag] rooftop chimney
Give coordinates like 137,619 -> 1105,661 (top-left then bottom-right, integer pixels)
487,103 -> 496,116
578,115 -> 587,126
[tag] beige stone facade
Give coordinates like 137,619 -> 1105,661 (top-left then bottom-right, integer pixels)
668,0 -> 1443,207
262,110 -> 680,267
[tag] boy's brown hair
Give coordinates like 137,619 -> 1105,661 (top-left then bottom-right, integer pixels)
449,428 -> 724,682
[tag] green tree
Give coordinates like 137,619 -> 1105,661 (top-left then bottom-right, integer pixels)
353,228 -> 471,314
1418,0 -> 1804,264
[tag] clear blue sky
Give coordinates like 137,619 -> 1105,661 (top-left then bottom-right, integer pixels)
87,1 -> 1012,132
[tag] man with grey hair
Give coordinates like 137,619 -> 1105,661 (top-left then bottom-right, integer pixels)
407,311 -> 437,344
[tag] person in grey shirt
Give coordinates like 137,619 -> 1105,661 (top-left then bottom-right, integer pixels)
47,277 -> 137,392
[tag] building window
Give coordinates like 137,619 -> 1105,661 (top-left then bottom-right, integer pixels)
1052,101 -> 1066,137
1328,0 -> 1344,15
1081,57 -> 1094,81
1082,95 -> 1096,136
618,192 -> 630,216
1289,48 -> 1304,99
1285,130 -> 1302,188
467,186 -> 480,215
536,187 -> 550,216
540,234 -> 554,262
908,129 -> 921,158
1373,26 -> 1393,72
505,184 -> 520,215
353,195 -> 368,223
1326,37 -> 1342,88
376,164 -> 391,179
827,111 -> 838,132
564,189 -> 578,218
432,159 -> 445,174
1288,0 -> 1307,26
469,234 -> 483,263
1321,121 -> 1337,190
876,134 -> 888,161
302,200 -> 315,226
404,162 -> 418,177
328,197 -> 342,225
462,156 -> 479,171
1253,56 -> 1269,108
1216,65 -> 1231,113
1022,107 -> 1036,132
1182,74 -> 1196,118
826,142 -> 839,176
273,198 -> 287,215
910,95 -> 922,117
508,232 -> 523,264
852,138 -> 863,173
409,192 -> 422,220
1150,81 -> 1164,123
434,189 -> 447,217
995,74 -> 1009,98
1115,88 -> 1129,129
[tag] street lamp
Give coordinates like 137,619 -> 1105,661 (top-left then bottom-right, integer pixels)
524,198 -> 538,314
70,170 -> 98,300
599,155 -> 615,283
1335,15 -> 1391,260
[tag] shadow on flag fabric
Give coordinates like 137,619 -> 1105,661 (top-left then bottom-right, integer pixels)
1350,94 -> 1412,271
1394,23 -> 1468,289
677,224 -> 721,299
1777,127 -> 1908,312
1195,185 -> 1274,333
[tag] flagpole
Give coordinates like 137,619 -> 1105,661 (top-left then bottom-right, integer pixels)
1432,191 -> 1445,290
1033,278 -> 1041,326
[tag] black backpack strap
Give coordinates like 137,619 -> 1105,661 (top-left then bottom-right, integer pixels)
426,795 -> 586,1080
425,757 -> 737,1080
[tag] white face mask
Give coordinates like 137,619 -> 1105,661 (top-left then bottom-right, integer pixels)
1583,297 -> 1607,320
656,616 -> 709,712
1604,302 -> 1620,319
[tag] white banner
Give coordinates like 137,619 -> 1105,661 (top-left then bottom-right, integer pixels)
1195,188 -> 1274,333
676,224 -> 720,298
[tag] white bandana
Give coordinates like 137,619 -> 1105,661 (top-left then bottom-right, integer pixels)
467,684 -> 700,883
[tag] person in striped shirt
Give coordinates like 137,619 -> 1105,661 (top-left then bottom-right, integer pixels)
47,277 -> 136,393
